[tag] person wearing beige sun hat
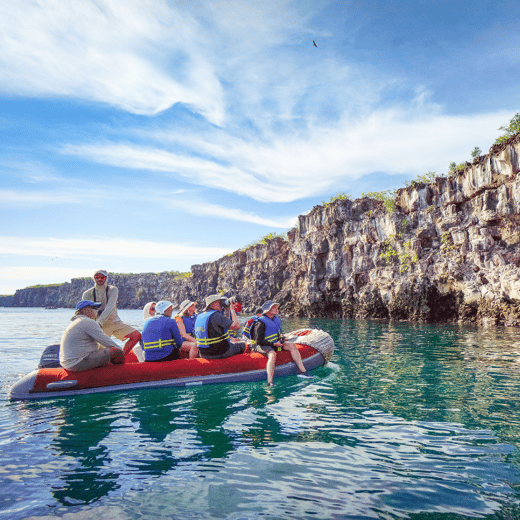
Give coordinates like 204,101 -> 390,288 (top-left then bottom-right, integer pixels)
174,299 -> 198,339
194,294 -> 247,359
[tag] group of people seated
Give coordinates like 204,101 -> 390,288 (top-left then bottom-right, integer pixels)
59,269 -> 313,386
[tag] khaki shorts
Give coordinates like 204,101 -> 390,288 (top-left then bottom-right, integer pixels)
101,318 -> 137,341
68,347 -> 111,372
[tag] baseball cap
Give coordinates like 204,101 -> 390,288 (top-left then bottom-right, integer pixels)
75,300 -> 102,311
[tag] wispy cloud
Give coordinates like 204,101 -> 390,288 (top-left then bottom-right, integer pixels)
0,0 -> 225,123
171,200 -> 297,228
62,108 -> 511,203
0,266 -> 93,282
0,236 -> 231,260
3,0 -> 511,207
0,189 -> 88,205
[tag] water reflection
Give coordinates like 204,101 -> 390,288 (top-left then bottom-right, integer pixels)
2,311 -> 520,519
49,394 -> 125,504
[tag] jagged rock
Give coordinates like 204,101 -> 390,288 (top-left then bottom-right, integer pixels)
2,134 -> 520,327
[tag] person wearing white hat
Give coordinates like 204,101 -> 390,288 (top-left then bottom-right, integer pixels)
143,301 -> 156,320
194,294 -> 246,359
82,269 -> 141,359
59,300 -> 125,371
141,301 -> 198,362
250,300 -> 312,386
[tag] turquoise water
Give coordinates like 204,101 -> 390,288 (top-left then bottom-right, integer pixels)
1,308 -> 520,519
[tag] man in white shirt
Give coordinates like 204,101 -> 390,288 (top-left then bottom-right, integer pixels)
59,300 -> 125,371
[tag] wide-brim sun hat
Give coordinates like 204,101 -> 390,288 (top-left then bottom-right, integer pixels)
75,300 -> 102,311
261,300 -> 279,314
155,300 -> 173,315
176,299 -> 196,317
204,294 -> 226,311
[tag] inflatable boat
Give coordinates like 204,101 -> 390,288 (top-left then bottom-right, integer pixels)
9,328 -> 334,400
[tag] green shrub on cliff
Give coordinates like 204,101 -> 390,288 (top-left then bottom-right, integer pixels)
242,232 -> 288,251
471,146 -> 482,158
379,237 -> 418,273
169,270 -> 192,278
494,113 -> 520,144
361,189 -> 397,213
321,192 -> 350,207
259,232 -> 287,244
403,171 -> 438,187
448,162 -> 465,175
26,283 -> 64,289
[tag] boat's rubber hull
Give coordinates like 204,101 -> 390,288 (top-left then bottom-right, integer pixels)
9,345 -> 325,400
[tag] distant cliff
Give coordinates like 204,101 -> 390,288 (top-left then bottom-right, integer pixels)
2,133 -> 520,326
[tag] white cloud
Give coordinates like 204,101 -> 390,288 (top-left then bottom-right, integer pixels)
0,0 -> 225,123
1,0 -> 514,208
61,108 -> 511,203
0,189 -> 87,205
0,236 -> 231,260
0,266 -> 93,282
171,200 -> 297,228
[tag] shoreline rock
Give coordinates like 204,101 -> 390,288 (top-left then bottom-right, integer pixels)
2,133 -> 520,327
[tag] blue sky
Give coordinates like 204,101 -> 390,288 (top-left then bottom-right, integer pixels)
1,0 -> 518,295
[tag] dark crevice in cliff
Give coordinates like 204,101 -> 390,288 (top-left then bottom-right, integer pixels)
3,134 -> 520,326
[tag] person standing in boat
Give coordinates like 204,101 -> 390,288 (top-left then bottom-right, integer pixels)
141,300 -> 198,361
250,300 -> 312,387
82,269 -> 142,358
59,300 -> 125,371
194,294 -> 247,359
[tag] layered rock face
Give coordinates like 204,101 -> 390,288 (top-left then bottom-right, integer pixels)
3,135 -> 520,326
273,134 -> 520,325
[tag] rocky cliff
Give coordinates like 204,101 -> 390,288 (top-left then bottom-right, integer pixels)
3,134 -> 520,326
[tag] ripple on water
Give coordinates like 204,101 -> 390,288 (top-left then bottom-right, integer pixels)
2,312 -> 520,520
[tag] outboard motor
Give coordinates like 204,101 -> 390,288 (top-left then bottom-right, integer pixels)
38,344 -> 62,369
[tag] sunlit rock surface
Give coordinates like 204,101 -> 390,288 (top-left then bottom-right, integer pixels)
3,134 -> 520,326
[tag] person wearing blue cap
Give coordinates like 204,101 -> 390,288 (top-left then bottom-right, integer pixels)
59,300 -> 125,371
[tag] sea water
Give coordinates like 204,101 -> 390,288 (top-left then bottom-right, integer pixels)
1,308 -> 520,519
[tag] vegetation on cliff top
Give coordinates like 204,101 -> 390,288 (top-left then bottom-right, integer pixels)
495,113 -> 520,144
322,113 -> 519,213
237,232 -> 288,253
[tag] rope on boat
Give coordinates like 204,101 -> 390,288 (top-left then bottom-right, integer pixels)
285,328 -> 335,363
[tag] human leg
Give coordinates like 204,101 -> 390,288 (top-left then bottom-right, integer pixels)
109,346 -> 125,364
266,350 -> 276,385
68,347 -> 111,372
181,341 -> 199,359
122,330 -> 141,356
283,343 -> 307,373
252,344 -> 276,385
